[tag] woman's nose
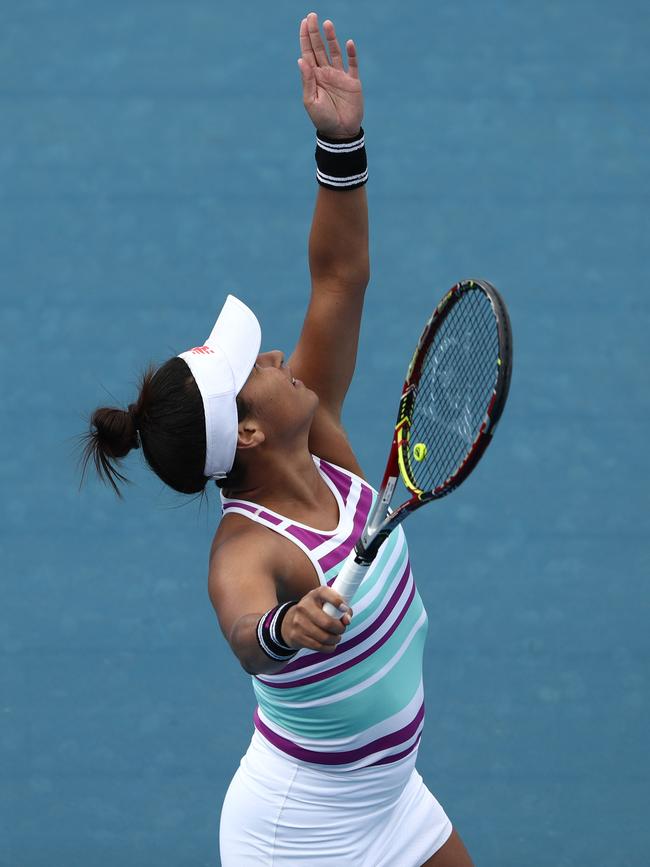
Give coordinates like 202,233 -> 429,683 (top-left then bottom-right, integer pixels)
257,350 -> 284,368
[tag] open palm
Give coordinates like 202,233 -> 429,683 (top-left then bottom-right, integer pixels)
298,13 -> 364,139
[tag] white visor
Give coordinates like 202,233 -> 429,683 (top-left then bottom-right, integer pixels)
178,295 -> 261,479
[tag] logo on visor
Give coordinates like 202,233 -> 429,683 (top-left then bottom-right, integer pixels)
190,346 -> 215,355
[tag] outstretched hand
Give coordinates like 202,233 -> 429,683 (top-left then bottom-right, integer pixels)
298,12 -> 364,139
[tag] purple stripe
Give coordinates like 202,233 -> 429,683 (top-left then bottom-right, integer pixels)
285,525 -> 328,550
222,500 -> 258,514
258,509 -> 282,526
320,485 -> 373,575
319,460 -> 353,504
272,560 -> 411,686
369,733 -> 422,767
254,701 -> 425,766
267,559 -> 412,676
263,609 -> 276,630
257,567 -> 415,687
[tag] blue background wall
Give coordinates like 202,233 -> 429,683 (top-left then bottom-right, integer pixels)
1,2 -> 648,864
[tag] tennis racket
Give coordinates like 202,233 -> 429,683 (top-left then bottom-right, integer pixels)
323,278 -> 513,617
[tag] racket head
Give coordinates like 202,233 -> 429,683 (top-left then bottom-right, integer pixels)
395,279 -> 512,502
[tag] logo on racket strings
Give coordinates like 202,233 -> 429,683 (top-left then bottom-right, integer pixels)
426,333 -> 475,445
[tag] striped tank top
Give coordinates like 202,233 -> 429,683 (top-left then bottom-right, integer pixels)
221,456 -> 429,771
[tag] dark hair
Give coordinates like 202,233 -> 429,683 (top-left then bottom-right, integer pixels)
80,357 -> 248,498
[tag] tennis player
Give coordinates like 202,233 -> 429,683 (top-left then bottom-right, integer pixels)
81,12 -> 474,866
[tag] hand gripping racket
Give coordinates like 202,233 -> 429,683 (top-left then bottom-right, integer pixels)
323,279 -> 513,618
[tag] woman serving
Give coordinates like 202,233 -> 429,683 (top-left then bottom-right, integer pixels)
82,12 -> 473,867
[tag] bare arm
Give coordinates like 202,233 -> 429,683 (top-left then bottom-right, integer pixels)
208,527 -> 353,675
288,14 -> 369,469
293,184 -> 369,415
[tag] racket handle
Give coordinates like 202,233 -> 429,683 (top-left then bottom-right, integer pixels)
322,554 -> 371,618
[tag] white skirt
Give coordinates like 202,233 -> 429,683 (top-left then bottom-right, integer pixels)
219,730 -> 452,866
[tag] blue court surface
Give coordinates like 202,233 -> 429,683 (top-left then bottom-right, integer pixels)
1,2 -> 648,865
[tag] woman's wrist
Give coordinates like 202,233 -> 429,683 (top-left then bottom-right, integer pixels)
256,601 -> 299,661
317,128 -> 362,141
315,127 -> 368,191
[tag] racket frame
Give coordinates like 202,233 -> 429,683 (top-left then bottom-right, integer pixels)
353,278 -> 512,565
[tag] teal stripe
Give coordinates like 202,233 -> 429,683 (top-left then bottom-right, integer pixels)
350,528 -> 409,610
252,466 -> 430,751
322,530 -> 409,633
255,590 -> 424,704
256,622 -> 427,739
254,592 -> 428,740
321,525 -> 401,585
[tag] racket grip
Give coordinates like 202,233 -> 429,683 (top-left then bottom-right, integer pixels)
322,555 -> 370,618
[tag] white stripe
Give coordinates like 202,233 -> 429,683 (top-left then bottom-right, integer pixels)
256,568 -> 413,688
257,617 -> 294,661
346,528 -> 408,620
264,607 -> 427,709
257,678 -> 423,750
358,720 -> 424,767
258,534 -> 408,683
309,474 -> 362,562
270,604 -> 294,649
316,137 -> 364,151
255,541 -> 410,684
316,136 -> 365,152
258,709 -> 424,771
317,169 -> 369,187
221,504 -> 260,519
317,169 -> 368,181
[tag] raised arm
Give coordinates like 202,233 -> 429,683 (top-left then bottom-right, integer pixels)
289,14 -> 369,435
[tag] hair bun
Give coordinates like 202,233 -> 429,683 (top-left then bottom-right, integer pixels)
80,358 -> 208,498
93,406 -> 140,458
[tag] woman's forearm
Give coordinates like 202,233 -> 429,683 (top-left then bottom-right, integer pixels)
308,184 -> 370,287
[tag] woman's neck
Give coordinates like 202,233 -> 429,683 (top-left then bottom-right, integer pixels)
223,447 -> 339,529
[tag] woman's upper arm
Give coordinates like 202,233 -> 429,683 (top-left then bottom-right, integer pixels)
208,530 -> 278,647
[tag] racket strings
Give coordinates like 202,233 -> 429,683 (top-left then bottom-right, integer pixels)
408,289 -> 500,492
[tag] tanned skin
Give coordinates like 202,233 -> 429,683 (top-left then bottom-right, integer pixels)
208,13 -> 473,866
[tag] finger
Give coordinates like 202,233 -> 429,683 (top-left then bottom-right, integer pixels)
346,39 -> 360,79
297,57 -> 317,104
317,588 -> 351,620
297,593 -> 348,631
323,19 -> 344,71
318,586 -> 349,610
304,602 -> 347,635
303,624 -> 342,648
299,16 -> 317,68
314,609 -> 347,634
306,11 -> 330,67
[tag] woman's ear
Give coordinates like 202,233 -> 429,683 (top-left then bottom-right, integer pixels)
236,419 -> 265,450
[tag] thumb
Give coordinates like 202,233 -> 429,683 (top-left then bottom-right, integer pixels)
297,58 -> 317,104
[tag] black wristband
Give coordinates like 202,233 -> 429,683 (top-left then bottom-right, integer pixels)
315,127 -> 368,191
256,601 -> 299,661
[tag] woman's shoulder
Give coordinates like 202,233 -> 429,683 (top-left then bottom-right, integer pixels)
208,506 -> 320,605
211,509 -> 268,560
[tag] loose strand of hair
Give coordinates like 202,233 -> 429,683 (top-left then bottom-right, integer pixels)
78,426 -> 132,499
